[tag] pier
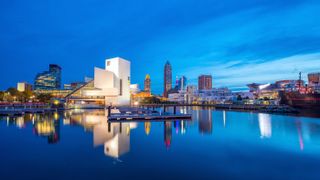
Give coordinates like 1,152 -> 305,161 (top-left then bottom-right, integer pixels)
137,104 -> 299,113
0,103 -> 55,116
107,106 -> 192,122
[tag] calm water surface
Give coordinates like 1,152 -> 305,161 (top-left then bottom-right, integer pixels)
1,107 -> 320,180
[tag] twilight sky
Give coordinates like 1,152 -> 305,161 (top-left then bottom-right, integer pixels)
1,0 -> 320,93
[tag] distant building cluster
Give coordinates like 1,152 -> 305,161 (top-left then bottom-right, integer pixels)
5,56 -> 320,107
11,57 -> 132,106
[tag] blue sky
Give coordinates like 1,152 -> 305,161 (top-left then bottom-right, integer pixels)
1,0 -> 320,93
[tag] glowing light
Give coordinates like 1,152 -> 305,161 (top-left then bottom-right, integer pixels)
53,112 -> 59,120
53,100 -> 60,105
144,122 -> 151,135
134,101 -> 139,106
258,83 -> 270,90
258,113 -> 272,138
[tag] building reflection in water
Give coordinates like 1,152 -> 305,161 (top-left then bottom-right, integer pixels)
145,122 -> 151,135
223,111 -> 226,128
33,113 -> 60,144
296,122 -> 304,151
198,109 -> 212,134
258,113 -> 272,138
173,120 -> 187,134
93,122 -> 134,159
66,109 -> 136,159
164,121 -> 172,148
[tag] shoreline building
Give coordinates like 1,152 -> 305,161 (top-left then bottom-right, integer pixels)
178,76 -> 187,91
308,72 -> 320,92
17,82 -> 32,92
144,74 -> 151,93
65,57 -> 131,107
198,75 -> 212,91
164,61 -> 172,98
34,64 -> 62,90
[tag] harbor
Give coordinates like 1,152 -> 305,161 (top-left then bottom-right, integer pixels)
138,104 -> 299,114
1,108 -> 320,179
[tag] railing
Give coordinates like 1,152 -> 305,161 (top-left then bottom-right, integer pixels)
0,103 -> 50,109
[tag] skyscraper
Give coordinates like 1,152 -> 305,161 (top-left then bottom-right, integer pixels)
144,74 -> 151,93
178,76 -> 187,90
198,75 -> 212,90
34,64 -> 62,90
164,61 -> 172,97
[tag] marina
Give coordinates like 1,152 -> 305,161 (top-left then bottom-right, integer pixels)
1,108 -> 320,179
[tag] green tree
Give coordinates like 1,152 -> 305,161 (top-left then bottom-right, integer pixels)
36,93 -> 53,103
0,91 -> 4,101
263,97 -> 270,101
237,95 -> 243,101
141,97 -> 161,104
7,87 -> 19,96
22,89 -> 34,102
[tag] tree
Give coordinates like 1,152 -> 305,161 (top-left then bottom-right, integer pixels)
237,95 -> 243,101
141,96 -> 161,104
36,93 -> 53,103
0,91 -> 4,101
7,87 -> 19,96
22,89 -> 34,102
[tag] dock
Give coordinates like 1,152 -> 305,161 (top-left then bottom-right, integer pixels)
106,106 -> 192,122
0,108 -> 56,116
108,113 -> 192,122
138,104 -> 298,113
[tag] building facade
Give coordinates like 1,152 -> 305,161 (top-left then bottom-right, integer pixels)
34,64 -> 62,90
308,72 -> 320,85
66,57 -> 131,107
144,74 -> 151,93
164,61 -> 172,98
308,72 -> 320,92
17,82 -> 32,92
198,75 -> 212,90
177,76 -> 187,91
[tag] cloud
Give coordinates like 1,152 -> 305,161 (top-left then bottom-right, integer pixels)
183,53 -> 320,91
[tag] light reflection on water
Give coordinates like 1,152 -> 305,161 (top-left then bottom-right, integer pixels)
1,107 -> 320,179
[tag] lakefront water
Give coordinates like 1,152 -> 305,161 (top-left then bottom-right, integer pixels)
0,107 -> 320,180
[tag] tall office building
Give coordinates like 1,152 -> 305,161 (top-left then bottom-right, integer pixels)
144,74 -> 151,93
178,76 -> 187,90
198,75 -> 212,90
164,61 -> 172,97
34,64 -> 62,90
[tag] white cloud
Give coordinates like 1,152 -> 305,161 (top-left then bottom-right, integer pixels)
183,52 -> 320,90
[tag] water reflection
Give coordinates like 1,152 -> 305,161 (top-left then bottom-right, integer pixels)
93,122 -> 131,158
198,108 -> 212,134
164,121 -> 172,148
34,118 -> 60,144
1,108 -> 320,159
145,122 -> 151,135
223,111 -> 226,127
258,113 -> 272,138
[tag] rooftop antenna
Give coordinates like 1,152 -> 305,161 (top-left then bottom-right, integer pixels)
299,72 -> 302,90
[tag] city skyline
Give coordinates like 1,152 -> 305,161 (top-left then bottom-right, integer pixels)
1,0 -> 320,94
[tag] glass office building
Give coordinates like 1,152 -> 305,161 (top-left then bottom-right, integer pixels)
34,64 -> 62,90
